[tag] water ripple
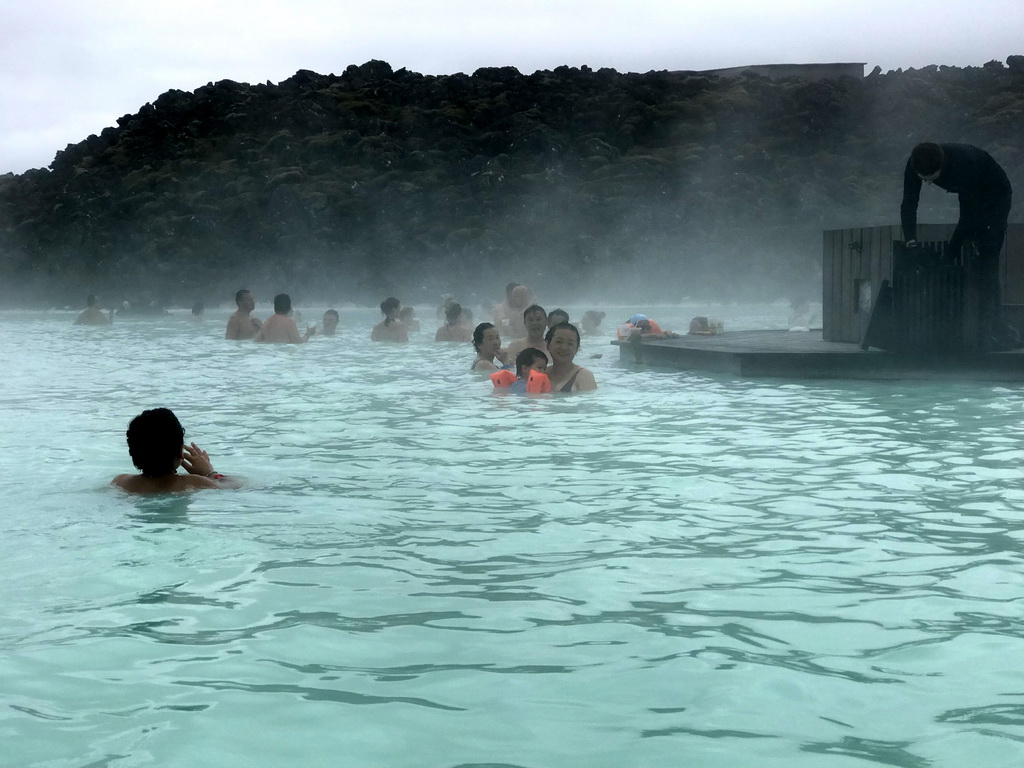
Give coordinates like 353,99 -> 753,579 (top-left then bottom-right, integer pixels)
6,308 -> 1024,766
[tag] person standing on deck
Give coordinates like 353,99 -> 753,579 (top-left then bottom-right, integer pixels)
900,142 -> 1015,350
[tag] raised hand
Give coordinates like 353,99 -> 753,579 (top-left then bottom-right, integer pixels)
181,442 -> 215,476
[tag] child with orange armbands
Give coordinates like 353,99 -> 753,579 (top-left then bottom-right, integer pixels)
491,348 -> 551,394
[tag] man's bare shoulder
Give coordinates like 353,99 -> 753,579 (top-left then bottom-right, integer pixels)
76,309 -> 111,326
111,473 -> 219,494
504,338 -> 527,358
111,473 -> 136,491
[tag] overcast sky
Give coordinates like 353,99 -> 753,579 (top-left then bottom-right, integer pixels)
2,0 -> 1022,174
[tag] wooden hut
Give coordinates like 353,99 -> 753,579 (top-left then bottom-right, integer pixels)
823,224 -> 1024,351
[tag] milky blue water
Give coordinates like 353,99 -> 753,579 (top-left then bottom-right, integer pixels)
3,304 -> 1024,767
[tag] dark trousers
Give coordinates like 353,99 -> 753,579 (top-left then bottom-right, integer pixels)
958,223 -> 1008,350
951,198 -> 1011,346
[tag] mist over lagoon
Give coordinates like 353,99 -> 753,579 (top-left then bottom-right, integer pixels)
4,59 -> 1021,311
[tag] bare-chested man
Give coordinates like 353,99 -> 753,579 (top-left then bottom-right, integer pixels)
493,285 -> 531,339
505,303 -> 552,363
254,293 -> 315,343
74,294 -> 114,325
225,289 -> 262,340
112,408 -> 240,494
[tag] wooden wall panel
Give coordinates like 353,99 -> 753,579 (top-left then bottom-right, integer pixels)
1003,224 -> 1024,305
823,230 -> 837,340
821,222 -> 1015,346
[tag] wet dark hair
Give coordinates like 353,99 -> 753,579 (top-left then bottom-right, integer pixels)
445,302 -> 462,324
274,293 -> 291,314
545,321 -> 581,348
473,322 -> 496,352
235,289 -> 251,305
324,309 -> 339,320
523,303 -> 547,321
548,308 -> 570,326
911,142 -> 944,176
380,297 -> 401,324
126,408 -> 185,477
515,347 -> 547,378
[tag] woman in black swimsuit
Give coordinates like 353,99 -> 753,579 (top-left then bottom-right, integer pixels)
545,322 -> 597,392
471,322 -> 508,372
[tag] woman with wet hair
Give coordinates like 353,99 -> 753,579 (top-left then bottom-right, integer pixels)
471,322 -> 507,372
371,297 -> 409,342
435,302 -> 472,342
545,322 -> 597,393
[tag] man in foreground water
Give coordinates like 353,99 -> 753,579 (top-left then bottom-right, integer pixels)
112,408 -> 239,494
900,142 -> 1015,351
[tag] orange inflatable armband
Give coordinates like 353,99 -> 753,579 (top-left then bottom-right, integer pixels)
526,370 -> 551,393
490,369 -> 516,388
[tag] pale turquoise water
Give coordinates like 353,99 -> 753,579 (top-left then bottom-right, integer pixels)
3,305 -> 1024,767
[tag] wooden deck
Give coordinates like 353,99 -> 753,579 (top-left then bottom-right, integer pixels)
611,330 -> 1024,381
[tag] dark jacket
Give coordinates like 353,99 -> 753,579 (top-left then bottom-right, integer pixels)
900,143 -> 1012,244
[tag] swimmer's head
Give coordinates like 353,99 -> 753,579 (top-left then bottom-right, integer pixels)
505,282 -> 520,300
126,408 -> 185,478
87,294 -> 98,307
510,285 -> 530,309
445,302 -> 463,325
273,294 -> 292,314
235,289 -> 255,311
399,306 -> 416,322
548,308 -> 570,327
473,322 -> 498,352
545,321 -> 581,349
515,347 -> 548,378
191,302 -> 204,316
380,297 -> 401,319
322,309 -> 339,335
523,304 -> 548,334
